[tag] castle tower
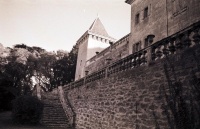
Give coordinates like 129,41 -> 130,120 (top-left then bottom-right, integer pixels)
75,18 -> 115,80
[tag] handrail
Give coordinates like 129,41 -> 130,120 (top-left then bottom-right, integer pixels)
58,86 -> 76,128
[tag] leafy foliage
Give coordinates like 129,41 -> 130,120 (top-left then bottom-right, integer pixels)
12,95 -> 44,125
0,43 -> 78,94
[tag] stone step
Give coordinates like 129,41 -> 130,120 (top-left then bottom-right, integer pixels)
41,92 -> 71,128
42,116 -> 68,119
42,120 -> 69,123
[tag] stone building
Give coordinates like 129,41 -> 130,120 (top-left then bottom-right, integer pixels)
126,0 -> 200,54
41,1 -> 200,128
75,0 -> 200,80
75,18 -> 116,80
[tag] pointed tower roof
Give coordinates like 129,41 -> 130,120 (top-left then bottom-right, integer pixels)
88,18 -> 114,39
76,17 -> 116,45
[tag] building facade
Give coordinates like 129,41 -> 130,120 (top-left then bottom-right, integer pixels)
75,18 -> 116,80
126,0 -> 200,54
75,0 -> 200,80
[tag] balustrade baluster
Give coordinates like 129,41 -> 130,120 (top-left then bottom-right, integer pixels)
96,73 -> 98,80
112,65 -> 114,74
132,54 -> 137,68
175,35 -> 183,51
112,63 -> 117,74
85,77 -> 87,84
108,67 -> 110,76
168,38 -> 176,54
103,70 -> 106,78
193,27 -> 200,45
127,56 -> 132,69
114,64 -> 116,73
91,75 -> 93,82
95,73 -> 97,80
99,72 -> 101,79
117,62 -> 120,72
151,47 -> 156,61
183,31 -> 192,48
98,71 -> 100,79
100,70 -> 102,78
121,60 -> 124,71
129,55 -> 133,69
126,57 -> 130,70
140,50 -> 147,65
124,58 -> 127,70
127,57 -> 131,69
155,44 -> 162,59
89,76 -> 91,82
136,53 -> 142,66
107,67 -> 110,77
90,75 -> 92,82
162,40 -> 169,56
118,60 -> 122,72
124,59 -> 127,70
123,60 -> 125,70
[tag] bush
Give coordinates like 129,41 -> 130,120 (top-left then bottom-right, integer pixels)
12,95 -> 44,125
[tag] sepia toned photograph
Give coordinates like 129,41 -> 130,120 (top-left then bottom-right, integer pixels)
0,0 -> 200,129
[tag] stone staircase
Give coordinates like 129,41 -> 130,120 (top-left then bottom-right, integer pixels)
41,91 -> 71,128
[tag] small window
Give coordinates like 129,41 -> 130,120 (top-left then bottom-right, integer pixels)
135,43 -> 140,52
132,42 -> 141,53
135,13 -> 140,24
132,44 -> 136,53
144,38 -> 148,47
144,7 -> 148,18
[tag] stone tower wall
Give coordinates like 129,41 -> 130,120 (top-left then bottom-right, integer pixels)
75,37 -> 89,80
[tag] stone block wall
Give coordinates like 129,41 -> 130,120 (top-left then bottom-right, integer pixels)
167,0 -> 200,36
129,0 -> 168,54
63,45 -> 200,129
75,38 -> 89,80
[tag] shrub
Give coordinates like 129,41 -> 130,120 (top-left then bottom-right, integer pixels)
12,95 -> 44,125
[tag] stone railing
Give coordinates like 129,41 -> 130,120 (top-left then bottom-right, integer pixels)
85,33 -> 130,66
58,86 -> 76,127
63,21 -> 200,91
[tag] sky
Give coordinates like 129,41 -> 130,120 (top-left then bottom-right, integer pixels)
0,0 -> 131,52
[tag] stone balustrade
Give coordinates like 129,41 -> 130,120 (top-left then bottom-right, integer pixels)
58,86 -> 75,126
63,21 -> 200,91
85,34 -> 130,67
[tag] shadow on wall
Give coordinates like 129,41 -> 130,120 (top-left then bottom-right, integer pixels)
155,48 -> 200,129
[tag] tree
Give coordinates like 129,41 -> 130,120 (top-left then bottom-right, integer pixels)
52,45 -> 78,87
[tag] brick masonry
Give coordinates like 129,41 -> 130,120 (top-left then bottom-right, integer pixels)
62,45 -> 200,129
